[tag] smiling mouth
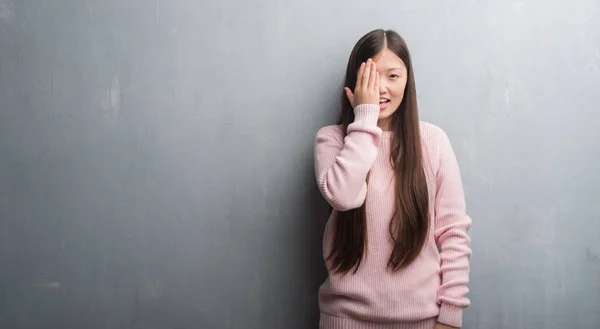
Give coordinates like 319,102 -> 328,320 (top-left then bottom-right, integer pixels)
379,99 -> 390,104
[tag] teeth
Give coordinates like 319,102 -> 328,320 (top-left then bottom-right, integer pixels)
379,99 -> 388,103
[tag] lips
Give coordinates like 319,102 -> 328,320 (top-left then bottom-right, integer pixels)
379,98 -> 390,110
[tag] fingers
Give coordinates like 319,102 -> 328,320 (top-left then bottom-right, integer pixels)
367,61 -> 377,90
352,58 -> 379,107
361,59 -> 372,90
355,62 -> 366,91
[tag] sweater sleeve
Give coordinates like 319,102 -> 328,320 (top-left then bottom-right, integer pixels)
314,104 -> 382,211
433,130 -> 472,328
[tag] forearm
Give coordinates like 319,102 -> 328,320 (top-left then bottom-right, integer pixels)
315,104 -> 381,210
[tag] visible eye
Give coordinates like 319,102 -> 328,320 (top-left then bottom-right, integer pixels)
390,74 -> 399,79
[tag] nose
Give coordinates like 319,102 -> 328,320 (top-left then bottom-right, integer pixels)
378,78 -> 387,95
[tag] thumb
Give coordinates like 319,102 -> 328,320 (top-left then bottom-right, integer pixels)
344,87 -> 355,107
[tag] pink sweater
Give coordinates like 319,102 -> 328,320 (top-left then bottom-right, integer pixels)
314,104 -> 472,329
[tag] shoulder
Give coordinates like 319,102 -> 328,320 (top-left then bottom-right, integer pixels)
419,121 -> 450,144
315,124 -> 344,145
419,121 -> 456,173
419,120 -> 454,152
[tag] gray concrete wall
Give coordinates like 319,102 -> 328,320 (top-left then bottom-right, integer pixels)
1,0 -> 599,328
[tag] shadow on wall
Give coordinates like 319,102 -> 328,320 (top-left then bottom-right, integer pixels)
300,144 -> 330,327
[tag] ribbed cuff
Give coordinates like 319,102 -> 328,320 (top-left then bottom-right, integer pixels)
353,104 -> 380,126
437,303 -> 463,328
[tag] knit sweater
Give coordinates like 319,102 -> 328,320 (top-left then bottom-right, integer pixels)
314,104 -> 472,329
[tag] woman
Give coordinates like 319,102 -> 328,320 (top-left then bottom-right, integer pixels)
314,29 -> 472,329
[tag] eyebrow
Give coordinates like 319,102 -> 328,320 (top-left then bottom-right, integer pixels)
385,67 -> 404,72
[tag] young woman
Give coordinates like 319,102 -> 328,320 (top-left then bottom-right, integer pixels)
314,29 -> 472,329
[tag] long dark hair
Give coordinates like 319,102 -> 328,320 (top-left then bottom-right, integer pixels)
328,29 -> 430,274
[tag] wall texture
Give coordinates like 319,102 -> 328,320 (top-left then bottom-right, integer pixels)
1,0 -> 599,328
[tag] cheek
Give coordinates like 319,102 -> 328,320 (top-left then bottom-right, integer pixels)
391,82 -> 407,100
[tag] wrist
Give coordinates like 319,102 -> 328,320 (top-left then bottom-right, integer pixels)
437,303 -> 463,328
353,104 -> 380,125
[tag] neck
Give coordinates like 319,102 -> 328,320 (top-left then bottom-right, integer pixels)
378,118 -> 392,131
